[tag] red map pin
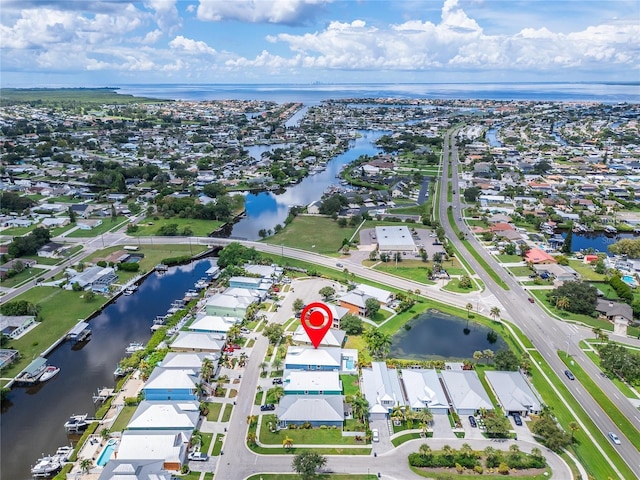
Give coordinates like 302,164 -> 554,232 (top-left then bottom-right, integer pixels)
300,302 -> 333,349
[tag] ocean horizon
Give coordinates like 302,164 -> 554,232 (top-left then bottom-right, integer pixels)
112,82 -> 640,104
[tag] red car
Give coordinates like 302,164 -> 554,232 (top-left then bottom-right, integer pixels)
528,297 -> 534,303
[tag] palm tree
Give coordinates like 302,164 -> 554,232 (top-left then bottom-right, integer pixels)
238,352 -> 247,367
391,405 -> 406,426
272,386 -> 285,401
272,357 -> 283,372
99,428 -> 110,441
247,415 -> 257,427
460,443 -> 474,458
489,306 -> 501,321
246,432 -> 257,446
555,296 -> 570,311
416,408 -> 433,428
569,421 -> 579,444
201,358 -> 214,382
363,328 -> 392,359
259,361 -> 268,376
282,435 -> 294,449
483,349 -> 494,365
465,302 -> 473,318
442,444 -> 454,460
79,458 -> 92,473
351,394 -> 370,423
473,350 -> 483,365
418,443 -> 431,456
190,430 -> 202,449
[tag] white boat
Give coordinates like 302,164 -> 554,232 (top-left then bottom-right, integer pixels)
64,413 -> 89,432
123,285 -> 138,295
31,455 -> 62,477
125,342 -> 145,354
39,365 -> 60,382
55,445 -> 73,461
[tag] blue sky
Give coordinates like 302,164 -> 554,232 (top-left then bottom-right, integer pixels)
0,0 -> 638,87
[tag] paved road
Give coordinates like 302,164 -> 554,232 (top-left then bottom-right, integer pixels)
440,129 -> 640,477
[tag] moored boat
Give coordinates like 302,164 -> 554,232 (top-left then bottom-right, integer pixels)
125,342 -> 145,354
39,365 -> 60,382
31,455 -> 62,478
64,413 -> 89,432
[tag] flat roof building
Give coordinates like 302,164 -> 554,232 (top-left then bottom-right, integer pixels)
375,226 -> 416,253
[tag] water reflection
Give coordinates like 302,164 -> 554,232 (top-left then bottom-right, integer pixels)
390,310 -> 507,360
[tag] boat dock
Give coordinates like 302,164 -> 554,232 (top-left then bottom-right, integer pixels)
67,321 -> 91,344
92,387 -> 115,404
15,357 -> 48,384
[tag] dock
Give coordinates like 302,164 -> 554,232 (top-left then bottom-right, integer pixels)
67,321 -> 91,344
92,387 -> 115,404
15,357 -> 48,384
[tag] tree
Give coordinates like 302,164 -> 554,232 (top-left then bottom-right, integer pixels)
263,323 -> 284,345
365,298 -> 380,318
483,412 -> 511,438
458,275 -> 472,289
546,281 -> 598,315
272,356 -> 283,372
79,458 -> 92,474
293,298 -> 305,313
84,290 -> 96,302
465,302 -> 473,318
68,207 -> 76,224
562,227 -> 573,254
608,238 -> 640,258
319,286 -> 335,301
531,414 -> 571,452
201,358 -> 214,382
473,350 -> 483,364
489,306 -> 500,321
259,361 -> 268,375
363,328 -> 392,359
555,296 -> 570,310
482,349 -> 495,364
291,452 -> 327,479
350,393 -> 370,423
282,435 -> 294,449
340,313 -> 364,335
568,421 -> 579,444
494,349 -> 520,371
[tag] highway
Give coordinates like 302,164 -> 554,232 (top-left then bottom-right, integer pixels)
440,129 -> 640,477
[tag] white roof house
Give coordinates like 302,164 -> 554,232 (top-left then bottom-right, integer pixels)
400,369 -> 450,414
244,263 -> 283,278
189,314 -> 240,334
485,371 -> 542,416
440,370 -> 493,415
284,346 -> 358,373
116,430 -> 189,470
128,401 -> 200,430
361,362 -> 405,420
353,284 -> 394,305
276,396 -> 344,426
283,370 -> 342,395
144,368 -> 199,391
292,325 -> 345,347
159,352 -> 218,370
170,332 -> 225,353
375,225 -> 416,253
98,460 -> 172,480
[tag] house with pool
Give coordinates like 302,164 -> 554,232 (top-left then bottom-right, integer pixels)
98,460 -> 172,480
284,346 -> 358,373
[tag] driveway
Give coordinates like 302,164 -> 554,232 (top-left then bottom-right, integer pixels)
431,414 -> 455,439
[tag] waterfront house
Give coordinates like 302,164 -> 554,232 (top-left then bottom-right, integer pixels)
204,292 -> 256,318
440,370 -> 493,415
116,430 -> 189,471
244,263 -> 283,279
143,368 -> 199,401
228,275 -> 272,292
170,331 -> 225,353
283,370 -> 342,395
276,395 -> 344,428
188,314 -> 240,334
66,265 -> 117,293
400,369 -> 449,415
127,400 -> 200,431
484,371 -> 542,417
361,362 -> 405,420
159,352 -> 218,372
524,248 -> 557,265
98,460 -> 173,480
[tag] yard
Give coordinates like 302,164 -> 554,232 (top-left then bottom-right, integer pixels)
65,215 -> 130,237
0,267 -> 46,288
130,217 -> 225,237
266,215 -> 358,255
340,374 -> 360,396
259,415 -> 360,445
109,405 -> 137,432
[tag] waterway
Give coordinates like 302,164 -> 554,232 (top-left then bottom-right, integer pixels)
564,231 -> 638,253
227,129 -> 386,240
390,310 -> 507,360
0,259 -> 214,480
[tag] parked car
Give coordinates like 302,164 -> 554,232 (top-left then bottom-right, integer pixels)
564,370 -> 575,380
260,404 -> 276,411
272,377 -> 283,385
188,452 -> 209,461
608,432 -> 621,445
468,416 -> 477,428
513,414 -> 523,426
528,297 -> 535,303
240,328 -> 250,334
371,428 -> 379,442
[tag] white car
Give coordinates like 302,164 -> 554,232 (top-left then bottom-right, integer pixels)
371,428 -> 379,442
608,432 -> 621,445
188,452 -> 209,461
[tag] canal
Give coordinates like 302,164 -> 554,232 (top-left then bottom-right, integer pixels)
228,129 -> 386,240
0,259 -> 214,480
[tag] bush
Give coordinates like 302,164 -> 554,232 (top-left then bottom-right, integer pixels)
117,262 -> 140,272
474,465 -> 483,474
498,462 -> 510,475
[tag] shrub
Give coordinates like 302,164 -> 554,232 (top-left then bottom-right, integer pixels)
498,462 -> 510,475
474,465 -> 484,474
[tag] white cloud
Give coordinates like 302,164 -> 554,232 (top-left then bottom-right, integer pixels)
169,36 -> 217,55
196,0 -> 332,25
144,0 -> 182,33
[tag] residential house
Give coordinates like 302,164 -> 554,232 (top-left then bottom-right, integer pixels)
291,325 -> 345,348
77,218 -> 103,230
284,346 -> 357,373
524,248 -> 557,265
283,370 -> 342,395
0,258 -> 37,279
361,362 -> 404,420
276,396 -> 344,428
338,290 -> 376,316
159,352 -> 217,372
98,460 -> 173,480
228,276 -> 272,292
188,314 -> 240,335
170,331 -> 225,353
0,315 -> 36,339
204,292 -> 256,318
484,371 -> 542,417
440,370 -> 493,415
37,242 -> 64,258
143,368 -> 199,401
116,430 -> 190,471
127,401 -> 200,431
400,369 -> 449,415
595,299 -> 633,336
66,266 -> 117,293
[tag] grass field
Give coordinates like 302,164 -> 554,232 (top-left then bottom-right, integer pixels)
567,259 -> 606,281
341,374 -> 361,396
110,405 -> 137,432
0,87 -> 171,105
266,215 -> 357,255
130,217 -> 225,237
259,416 -> 359,445
65,216 -> 130,237
0,267 -> 46,287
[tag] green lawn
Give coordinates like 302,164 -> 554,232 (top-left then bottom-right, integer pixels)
259,416 -> 360,445
568,259 -> 606,281
442,278 -> 479,293
65,216 -> 130,237
24,255 -> 62,266
221,403 -> 233,422
582,348 -> 639,398
130,217 -> 224,237
495,254 -> 523,263
212,433 -> 224,456
205,402 -> 223,421
507,266 -> 534,276
559,352 -> 640,452
266,215 -> 357,255
340,374 -> 360,396
1,225 -> 37,236
371,259 -> 442,284
0,287 -> 111,381
0,267 -> 46,287
110,405 -> 137,432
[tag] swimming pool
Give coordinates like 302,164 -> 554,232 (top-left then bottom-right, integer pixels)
96,440 -> 117,467
622,275 -> 637,287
